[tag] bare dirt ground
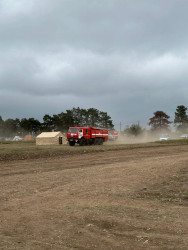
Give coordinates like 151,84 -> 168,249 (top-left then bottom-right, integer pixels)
0,144 -> 188,249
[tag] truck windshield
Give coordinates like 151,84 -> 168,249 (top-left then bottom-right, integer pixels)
68,128 -> 79,133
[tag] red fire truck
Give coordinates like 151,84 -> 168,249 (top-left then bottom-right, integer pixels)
67,127 -> 108,146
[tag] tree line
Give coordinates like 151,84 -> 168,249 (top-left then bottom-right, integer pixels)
124,105 -> 188,136
0,107 -> 114,138
0,105 -> 187,139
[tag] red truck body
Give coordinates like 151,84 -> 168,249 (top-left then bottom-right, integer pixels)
67,127 -> 108,146
108,131 -> 119,141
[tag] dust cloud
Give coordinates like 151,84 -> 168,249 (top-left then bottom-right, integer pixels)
107,130 -> 182,145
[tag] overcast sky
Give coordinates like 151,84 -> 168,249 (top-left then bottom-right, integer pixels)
0,0 -> 188,129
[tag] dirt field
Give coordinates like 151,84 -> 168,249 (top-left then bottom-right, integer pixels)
0,143 -> 188,249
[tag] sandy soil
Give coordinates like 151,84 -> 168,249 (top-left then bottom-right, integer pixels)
0,144 -> 188,249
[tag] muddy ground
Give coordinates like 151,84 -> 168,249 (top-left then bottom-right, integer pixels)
0,144 -> 188,249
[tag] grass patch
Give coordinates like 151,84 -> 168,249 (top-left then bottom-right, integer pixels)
1,139 -> 188,162
157,139 -> 188,144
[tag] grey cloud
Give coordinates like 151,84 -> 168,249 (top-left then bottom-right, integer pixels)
1,0 -> 188,54
1,48 -> 188,98
0,0 -> 188,126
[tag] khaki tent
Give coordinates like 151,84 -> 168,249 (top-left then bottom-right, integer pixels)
36,131 -> 67,145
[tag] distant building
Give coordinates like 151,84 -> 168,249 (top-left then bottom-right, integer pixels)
36,131 -> 67,145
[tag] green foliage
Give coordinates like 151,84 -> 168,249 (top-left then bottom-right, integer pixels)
4,118 -> 20,136
124,124 -> 144,136
0,107 -> 114,138
42,114 -> 56,131
0,116 -> 4,137
0,118 -> 21,137
20,118 -> 41,134
149,111 -> 171,130
174,105 -> 188,133
42,107 -> 114,132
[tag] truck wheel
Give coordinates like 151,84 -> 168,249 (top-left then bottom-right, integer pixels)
79,138 -> 86,146
99,138 -> 103,145
94,138 -> 99,145
69,141 -> 75,146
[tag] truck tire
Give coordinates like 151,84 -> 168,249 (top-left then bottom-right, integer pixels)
69,141 -> 75,146
94,138 -> 99,145
99,138 -> 103,145
79,138 -> 86,146
94,138 -> 103,145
